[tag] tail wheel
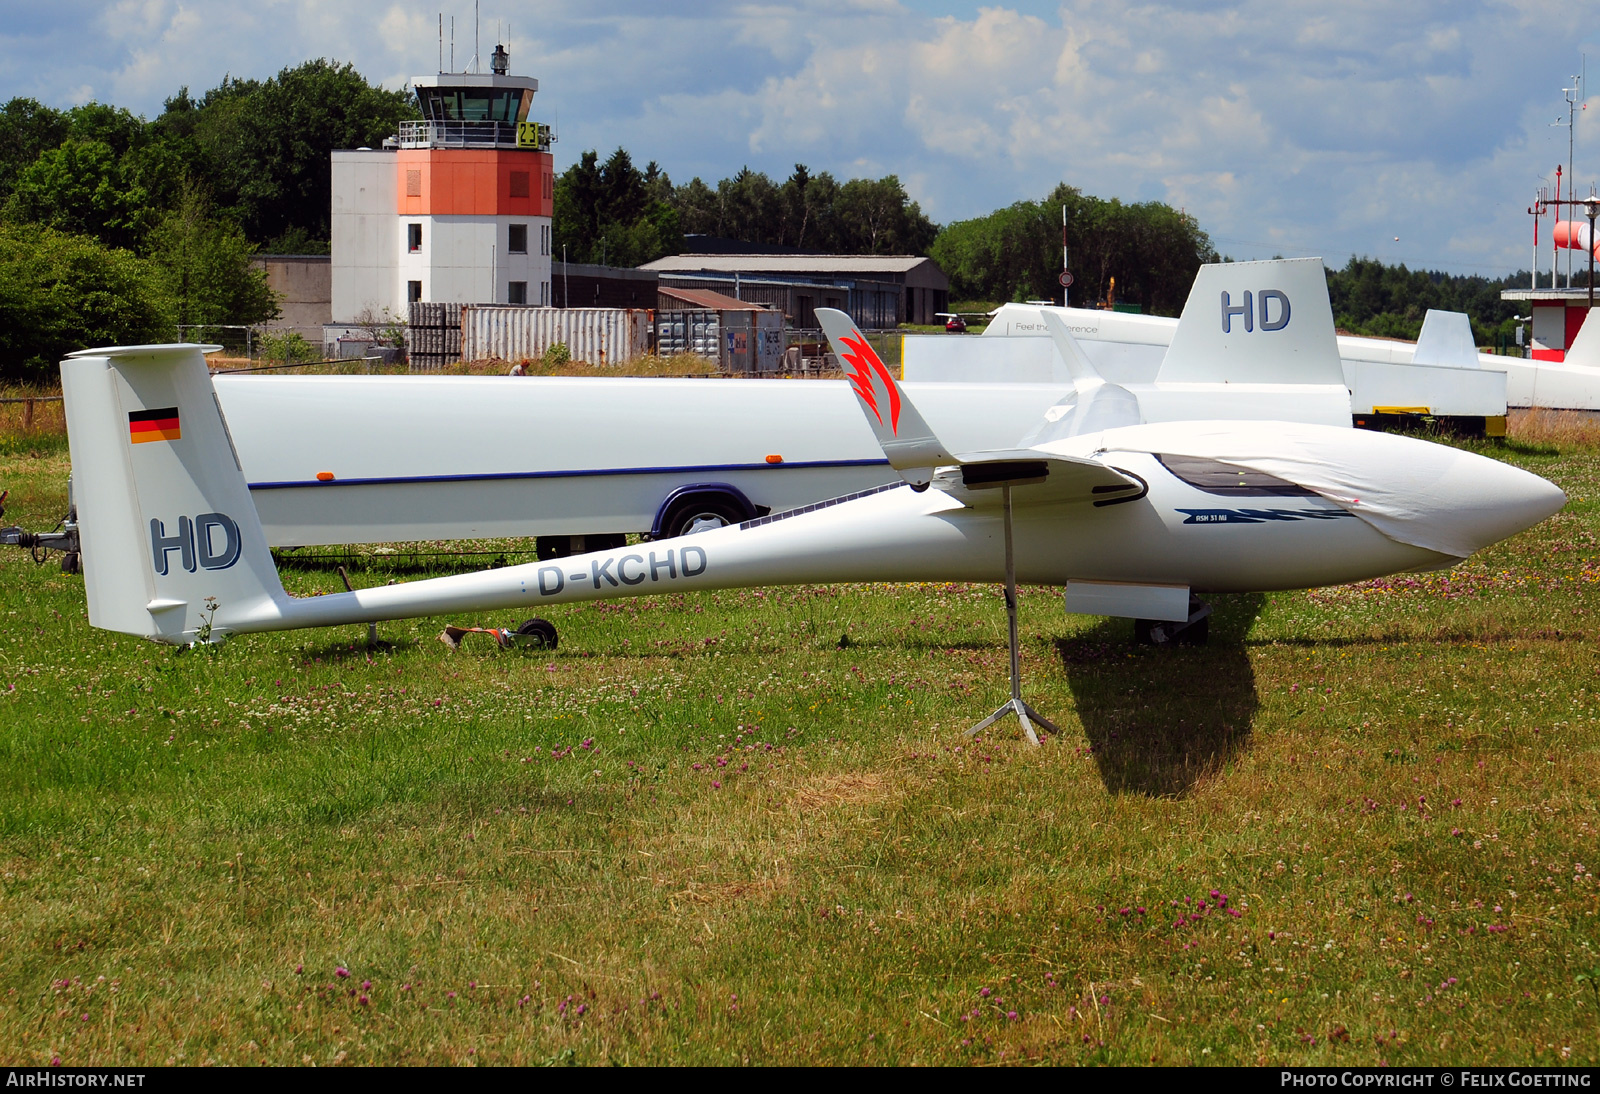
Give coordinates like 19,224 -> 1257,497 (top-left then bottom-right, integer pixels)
515,617 -> 559,650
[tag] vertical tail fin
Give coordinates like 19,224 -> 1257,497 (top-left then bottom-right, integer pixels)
1411,309 -> 1479,369
1157,257 -> 1344,385
1037,309 -> 1103,385
816,307 -> 954,484
1564,307 -> 1600,367
62,344 -> 290,643
1025,312 -> 1142,440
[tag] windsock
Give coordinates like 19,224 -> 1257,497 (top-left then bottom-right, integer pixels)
1554,221 -> 1600,258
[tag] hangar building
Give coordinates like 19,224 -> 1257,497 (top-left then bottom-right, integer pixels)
639,254 -> 950,329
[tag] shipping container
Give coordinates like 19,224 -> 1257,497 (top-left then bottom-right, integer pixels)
654,310 -> 720,358
460,306 -> 652,366
719,310 -> 787,372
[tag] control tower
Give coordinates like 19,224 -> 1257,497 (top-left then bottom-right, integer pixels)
330,44 -> 555,328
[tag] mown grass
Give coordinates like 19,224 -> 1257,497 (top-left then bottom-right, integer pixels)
0,413 -> 1596,1066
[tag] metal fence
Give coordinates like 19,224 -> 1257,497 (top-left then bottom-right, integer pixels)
177,324 -> 337,366
397,119 -> 553,150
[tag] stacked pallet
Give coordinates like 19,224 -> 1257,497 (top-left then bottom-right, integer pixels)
407,302 -> 462,371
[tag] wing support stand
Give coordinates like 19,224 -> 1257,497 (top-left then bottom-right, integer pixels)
966,483 -> 1059,747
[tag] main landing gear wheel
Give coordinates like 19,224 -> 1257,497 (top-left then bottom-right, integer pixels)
515,617 -> 559,650
1134,597 -> 1212,646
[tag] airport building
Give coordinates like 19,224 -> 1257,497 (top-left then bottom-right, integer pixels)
1497,286 -> 1592,362
329,46 -> 555,337
639,253 -> 950,328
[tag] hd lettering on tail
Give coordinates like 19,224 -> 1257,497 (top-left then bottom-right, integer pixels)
1220,289 -> 1291,333
533,545 -> 709,596
150,513 -> 243,574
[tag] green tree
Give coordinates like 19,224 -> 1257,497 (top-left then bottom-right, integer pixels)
834,175 -> 937,255
1324,256 -> 1529,345
777,165 -> 840,251
145,187 -> 279,329
931,185 -> 1216,315
716,168 -> 783,244
181,61 -> 416,247
0,98 -> 69,203
64,102 -> 148,157
668,164 -> 932,254
553,148 -> 682,266
0,223 -> 173,380
4,139 -> 153,250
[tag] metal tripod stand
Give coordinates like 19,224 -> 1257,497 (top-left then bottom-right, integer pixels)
966,483 -> 1060,746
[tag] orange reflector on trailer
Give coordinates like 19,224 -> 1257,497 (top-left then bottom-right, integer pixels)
316,471 -> 335,482
765,454 -> 784,464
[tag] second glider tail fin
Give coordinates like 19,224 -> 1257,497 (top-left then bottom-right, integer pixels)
1157,257 -> 1344,386
816,307 -> 954,485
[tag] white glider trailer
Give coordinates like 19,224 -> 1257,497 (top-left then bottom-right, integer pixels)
970,300 -> 1515,436
201,259 -> 1348,554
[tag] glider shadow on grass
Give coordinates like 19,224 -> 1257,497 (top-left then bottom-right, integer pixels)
1056,592 -> 1264,798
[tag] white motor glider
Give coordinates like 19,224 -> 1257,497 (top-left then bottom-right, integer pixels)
59,314 -> 1564,742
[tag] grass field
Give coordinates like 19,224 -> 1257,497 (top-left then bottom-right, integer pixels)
1,413 -> 1597,1066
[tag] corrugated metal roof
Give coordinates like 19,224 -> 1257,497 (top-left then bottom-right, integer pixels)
641,254 -> 936,275
657,286 -> 765,310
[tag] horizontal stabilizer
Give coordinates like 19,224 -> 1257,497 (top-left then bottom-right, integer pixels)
1158,257 -> 1344,386
948,447 -> 1141,507
1411,310 -> 1479,369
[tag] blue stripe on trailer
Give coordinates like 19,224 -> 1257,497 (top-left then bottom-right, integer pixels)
246,458 -> 894,491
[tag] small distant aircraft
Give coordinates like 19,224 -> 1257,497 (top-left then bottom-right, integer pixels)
59,308 -> 1564,742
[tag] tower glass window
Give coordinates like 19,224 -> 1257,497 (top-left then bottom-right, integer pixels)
508,281 -> 527,305
408,223 -> 422,253
508,224 -> 528,254
416,87 -> 523,123
408,280 -> 423,303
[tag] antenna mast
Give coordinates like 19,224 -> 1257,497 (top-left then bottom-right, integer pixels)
1061,205 -> 1070,308
1555,70 -> 1583,288
474,0 -> 480,74
438,13 -> 443,73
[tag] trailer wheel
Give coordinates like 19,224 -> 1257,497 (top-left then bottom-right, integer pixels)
515,617 -> 558,650
662,496 -> 746,538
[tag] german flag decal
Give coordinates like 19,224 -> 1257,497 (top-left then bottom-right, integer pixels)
129,407 -> 180,444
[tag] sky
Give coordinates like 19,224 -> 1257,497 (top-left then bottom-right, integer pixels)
3,0 -> 1599,277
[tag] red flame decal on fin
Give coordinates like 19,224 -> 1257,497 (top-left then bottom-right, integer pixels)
838,333 -> 901,434
840,336 -> 881,424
